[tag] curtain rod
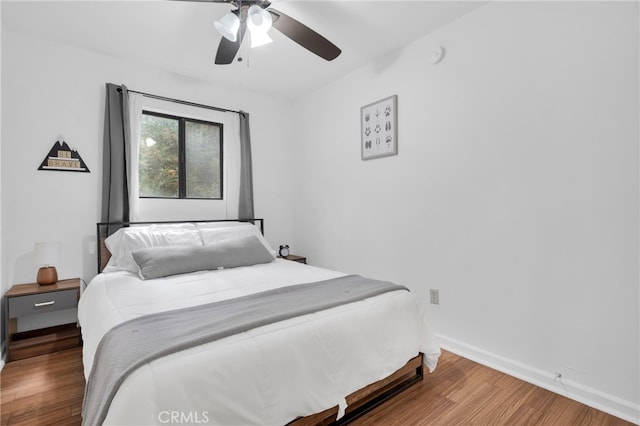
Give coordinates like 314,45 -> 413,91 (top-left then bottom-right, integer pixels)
116,86 -> 242,115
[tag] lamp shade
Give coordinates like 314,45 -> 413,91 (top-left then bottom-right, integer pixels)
250,30 -> 273,48
35,241 -> 61,266
214,11 -> 240,42
246,5 -> 272,32
247,5 -> 273,48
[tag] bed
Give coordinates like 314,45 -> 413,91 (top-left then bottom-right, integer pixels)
79,219 -> 440,425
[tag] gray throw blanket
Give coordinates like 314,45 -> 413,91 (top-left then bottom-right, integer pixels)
82,274 -> 407,425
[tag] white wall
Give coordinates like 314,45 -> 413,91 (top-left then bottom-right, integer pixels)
291,2 -> 639,422
1,29 -> 295,293
0,0 -> 4,367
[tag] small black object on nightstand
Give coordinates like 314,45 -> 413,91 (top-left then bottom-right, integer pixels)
279,245 -> 290,257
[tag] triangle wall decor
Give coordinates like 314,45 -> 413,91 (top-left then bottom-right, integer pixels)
38,140 -> 90,173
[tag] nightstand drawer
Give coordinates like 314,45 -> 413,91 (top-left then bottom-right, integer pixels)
8,289 -> 78,318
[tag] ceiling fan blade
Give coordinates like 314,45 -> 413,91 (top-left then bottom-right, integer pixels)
269,8 -> 341,61
214,23 -> 246,64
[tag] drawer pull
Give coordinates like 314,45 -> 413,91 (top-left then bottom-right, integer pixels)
34,300 -> 55,307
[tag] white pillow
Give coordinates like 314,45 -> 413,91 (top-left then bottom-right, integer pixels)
195,222 -> 276,256
104,223 -> 202,273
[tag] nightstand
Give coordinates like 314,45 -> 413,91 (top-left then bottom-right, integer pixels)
282,254 -> 307,264
4,278 -> 81,361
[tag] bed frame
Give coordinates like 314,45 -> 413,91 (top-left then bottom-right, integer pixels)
94,219 -> 424,425
289,354 -> 423,425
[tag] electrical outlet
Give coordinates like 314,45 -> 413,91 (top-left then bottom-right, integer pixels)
429,289 -> 440,305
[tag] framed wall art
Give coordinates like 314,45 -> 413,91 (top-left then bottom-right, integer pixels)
361,95 -> 397,160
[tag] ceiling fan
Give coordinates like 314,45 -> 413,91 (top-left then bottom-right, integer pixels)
175,0 -> 342,65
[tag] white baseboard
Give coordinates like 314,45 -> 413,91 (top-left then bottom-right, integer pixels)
437,333 -> 639,425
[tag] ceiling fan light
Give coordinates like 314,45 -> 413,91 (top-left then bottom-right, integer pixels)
250,29 -> 273,48
246,5 -> 272,32
214,11 -> 240,42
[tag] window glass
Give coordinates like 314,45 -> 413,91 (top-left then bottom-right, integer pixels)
185,121 -> 221,199
139,113 -> 179,198
139,111 -> 223,200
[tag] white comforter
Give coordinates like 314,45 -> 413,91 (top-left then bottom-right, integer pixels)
79,259 -> 440,426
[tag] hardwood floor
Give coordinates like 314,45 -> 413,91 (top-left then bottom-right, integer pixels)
351,351 -> 633,426
0,348 -> 633,425
1,348 -> 84,425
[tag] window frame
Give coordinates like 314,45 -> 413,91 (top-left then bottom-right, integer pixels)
139,110 -> 224,200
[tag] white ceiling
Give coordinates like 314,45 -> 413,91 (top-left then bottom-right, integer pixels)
2,0 -> 487,100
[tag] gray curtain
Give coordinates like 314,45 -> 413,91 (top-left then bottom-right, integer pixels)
238,111 -> 255,220
101,83 -> 131,235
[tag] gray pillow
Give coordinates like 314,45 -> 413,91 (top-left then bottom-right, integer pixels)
131,235 -> 275,280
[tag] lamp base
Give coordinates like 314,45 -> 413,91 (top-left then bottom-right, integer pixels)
37,267 -> 58,286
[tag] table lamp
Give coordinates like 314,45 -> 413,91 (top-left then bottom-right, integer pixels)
35,241 -> 60,285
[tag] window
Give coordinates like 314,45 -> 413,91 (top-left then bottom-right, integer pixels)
139,111 -> 223,199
